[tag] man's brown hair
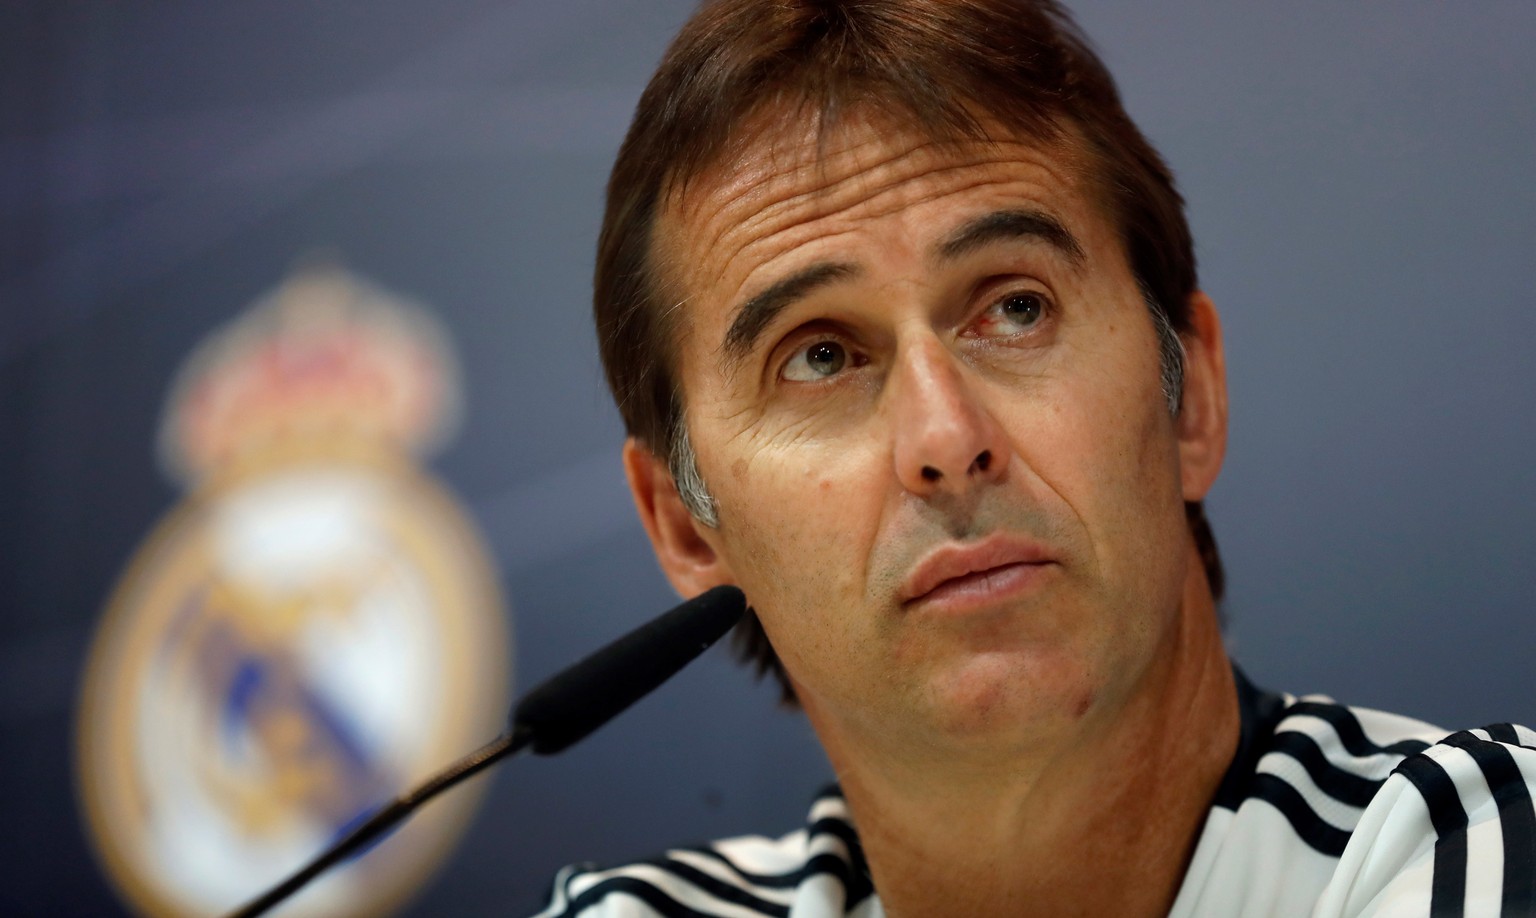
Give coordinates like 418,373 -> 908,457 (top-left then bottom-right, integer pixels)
595,0 -> 1223,704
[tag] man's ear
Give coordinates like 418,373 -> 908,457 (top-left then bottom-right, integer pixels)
622,437 -> 735,596
1176,291 -> 1228,502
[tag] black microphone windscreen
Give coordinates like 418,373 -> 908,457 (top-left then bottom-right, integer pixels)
511,585 -> 746,754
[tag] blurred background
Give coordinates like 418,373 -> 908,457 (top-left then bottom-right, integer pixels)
2,1 -> 1533,914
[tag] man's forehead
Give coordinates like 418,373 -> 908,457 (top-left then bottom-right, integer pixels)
664,106 -> 1087,221
651,107 -> 1098,296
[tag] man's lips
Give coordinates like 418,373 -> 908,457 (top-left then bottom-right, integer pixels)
900,533 -> 1057,608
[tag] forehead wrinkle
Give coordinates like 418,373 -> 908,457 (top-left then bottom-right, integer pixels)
757,142 -> 1036,230
722,159 -> 1078,302
665,121 -> 905,260
676,118 -> 977,253
686,134 -> 936,270
725,137 -> 1087,263
674,107 -> 1088,265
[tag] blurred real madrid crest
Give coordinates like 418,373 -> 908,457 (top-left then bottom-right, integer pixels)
75,263 -> 511,917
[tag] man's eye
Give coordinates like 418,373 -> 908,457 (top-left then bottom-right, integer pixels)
782,340 -> 848,381
996,292 -> 1045,329
971,289 -> 1051,339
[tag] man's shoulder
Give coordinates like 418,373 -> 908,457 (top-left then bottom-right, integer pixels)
1178,681 -> 1536,916
1198,678 -> 1536,914
531,788 -> 875,918
1240,692 -> 1445,819
1312,721 -> 1536,916
1210,682 -> 1447,854
1248,693 -> 1535,832
1230,688 -> 1536,853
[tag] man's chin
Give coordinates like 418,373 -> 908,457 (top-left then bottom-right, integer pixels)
916,650 -> 1105,746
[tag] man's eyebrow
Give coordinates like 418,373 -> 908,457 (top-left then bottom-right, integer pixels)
935,208 -> 1086,268
721,261 -> 860,368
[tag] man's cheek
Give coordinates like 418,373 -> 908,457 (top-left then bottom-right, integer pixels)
1052,374 -> 1170,483
734,434 -> 869,508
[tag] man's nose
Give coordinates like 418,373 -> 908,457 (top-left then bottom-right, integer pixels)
889,337 -> 1011,497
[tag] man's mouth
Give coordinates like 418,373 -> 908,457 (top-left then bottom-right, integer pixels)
900,533 -> 1057,611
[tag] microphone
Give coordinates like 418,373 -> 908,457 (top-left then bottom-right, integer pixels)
512,583 -> 747,753
228,585 -> 746,918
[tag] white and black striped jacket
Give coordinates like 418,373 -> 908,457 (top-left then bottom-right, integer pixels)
535,671 -> 1536,916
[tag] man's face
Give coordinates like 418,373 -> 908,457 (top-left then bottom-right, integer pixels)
644,110 -> 1217,754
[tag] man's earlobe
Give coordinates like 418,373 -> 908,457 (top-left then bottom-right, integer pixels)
1176,292 -> 1228,502
622,437 -> 734,596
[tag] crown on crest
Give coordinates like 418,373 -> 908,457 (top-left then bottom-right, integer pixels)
159,263 -> 461,483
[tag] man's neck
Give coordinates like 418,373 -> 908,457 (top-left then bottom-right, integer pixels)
805,556 -> 1238,918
